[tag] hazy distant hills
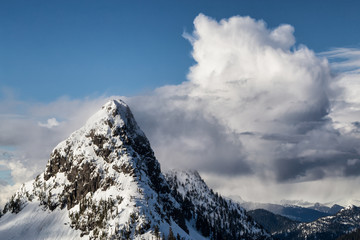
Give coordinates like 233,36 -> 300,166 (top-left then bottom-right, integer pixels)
234,195 -> 360,240
308,203 -> 344,215
238,200 -> 344,222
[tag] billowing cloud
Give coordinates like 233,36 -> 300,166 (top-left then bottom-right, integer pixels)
1,14 -> 360,205
130,14 -> 360,183
322,48 -> 360,138
128,14 -> 360,203
185,14 -> 332,134
128,95 -> 252,176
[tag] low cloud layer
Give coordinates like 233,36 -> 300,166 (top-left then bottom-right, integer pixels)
1,14 -> 360,205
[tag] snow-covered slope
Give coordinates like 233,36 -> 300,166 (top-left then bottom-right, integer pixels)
165,169 -> 272,240
0,100 -> 189,239
0,201 -> 83,240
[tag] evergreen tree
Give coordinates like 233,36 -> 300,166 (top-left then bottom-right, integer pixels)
168,226 -> 176,240
337,228 -> 360,240
154,225 -> 160,240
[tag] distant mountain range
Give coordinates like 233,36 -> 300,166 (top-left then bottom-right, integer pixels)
309,203 -> 344,215
235,196 -> 360,240
274,205 -> 360,240
238,200 -> 344,222
246,204 -> 360,240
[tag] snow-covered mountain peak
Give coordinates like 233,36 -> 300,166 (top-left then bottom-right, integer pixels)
42,98 -> 158,195
1,99 -> 188,239
85,99 -> 144,136
1,100 -> 272,240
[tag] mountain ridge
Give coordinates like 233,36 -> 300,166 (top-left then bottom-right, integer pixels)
165,169 -> 271,240
247,209 -> 299,234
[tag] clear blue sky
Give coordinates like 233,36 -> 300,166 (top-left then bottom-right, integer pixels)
1,0 -> 360,102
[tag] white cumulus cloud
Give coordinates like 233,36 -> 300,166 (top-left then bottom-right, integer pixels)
38,118 -> 60,128
128,14 -> 360,203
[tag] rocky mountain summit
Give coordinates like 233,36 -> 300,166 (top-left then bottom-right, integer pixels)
0,99 -> 271,240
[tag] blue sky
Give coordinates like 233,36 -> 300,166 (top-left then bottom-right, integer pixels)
1,0 -> 360,102
1,1 -> 360,205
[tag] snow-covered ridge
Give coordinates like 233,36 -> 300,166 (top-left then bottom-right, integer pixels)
165,169 -> 271,240
0,99 -> 189,239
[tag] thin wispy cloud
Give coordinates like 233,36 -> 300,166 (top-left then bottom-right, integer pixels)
322,48 -> 360,73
